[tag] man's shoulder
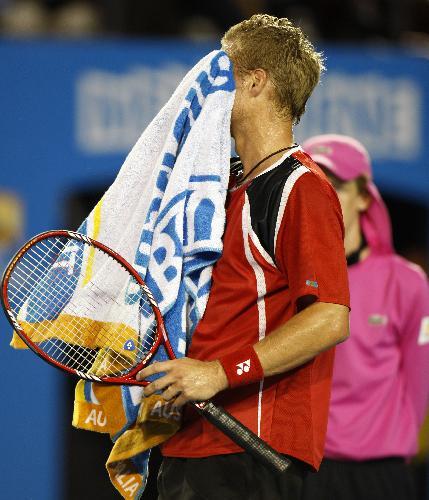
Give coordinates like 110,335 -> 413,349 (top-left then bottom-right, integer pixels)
245,149 -> 324,204
248,152 -> 305,190
243,149 -> 335,264
290,149 -> 339,196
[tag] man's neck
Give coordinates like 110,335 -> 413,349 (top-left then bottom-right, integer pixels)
234,117 -> 295,181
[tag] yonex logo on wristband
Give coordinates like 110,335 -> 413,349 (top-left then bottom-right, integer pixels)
236,359 -> 251,375
220,347 -> 263,388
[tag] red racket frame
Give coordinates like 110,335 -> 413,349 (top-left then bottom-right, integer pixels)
1,230 -> 175,386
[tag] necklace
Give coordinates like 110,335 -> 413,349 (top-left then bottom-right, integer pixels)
236,145 -> 297,185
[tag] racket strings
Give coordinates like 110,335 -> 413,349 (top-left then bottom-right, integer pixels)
12,245 -> 155,374
8,243 -> 109,370
9,247 -> 91,314
7,236 -> 158,377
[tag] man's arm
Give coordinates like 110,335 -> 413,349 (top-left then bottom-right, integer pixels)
137,301 -> 349,406
254,301 -> 349,377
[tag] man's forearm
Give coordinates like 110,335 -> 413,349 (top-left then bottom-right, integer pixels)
253,302 -> 349,377
140,302 -> 349,406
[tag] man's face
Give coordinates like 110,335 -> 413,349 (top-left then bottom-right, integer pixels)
326,172 -> 369,235
230,68 -> 248,139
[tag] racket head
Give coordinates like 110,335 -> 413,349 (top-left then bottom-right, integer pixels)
1,230 -> 168,384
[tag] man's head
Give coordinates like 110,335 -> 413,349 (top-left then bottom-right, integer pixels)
302,134 -> 393,255
222,14 -> 324,129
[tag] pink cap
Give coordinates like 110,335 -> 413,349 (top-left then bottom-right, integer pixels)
302,134 -> 394,255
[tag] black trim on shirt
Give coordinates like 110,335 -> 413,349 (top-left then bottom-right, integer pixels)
246,156 -> 303,264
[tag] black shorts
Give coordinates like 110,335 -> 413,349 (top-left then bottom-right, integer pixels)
157,453 -> 309,500
301,457 -> 417,500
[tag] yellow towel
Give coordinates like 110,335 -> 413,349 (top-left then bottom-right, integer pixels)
73,381 -> 180,499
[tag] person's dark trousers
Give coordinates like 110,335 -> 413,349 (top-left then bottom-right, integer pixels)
301,457 -> 417,500
157,453 -> 308,500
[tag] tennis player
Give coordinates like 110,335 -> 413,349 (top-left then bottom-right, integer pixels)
138,15 -> 350,499
301,134 -> 429,500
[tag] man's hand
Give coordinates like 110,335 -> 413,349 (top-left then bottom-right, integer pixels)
136,358 -> 228,407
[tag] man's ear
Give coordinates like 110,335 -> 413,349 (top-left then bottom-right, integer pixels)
249,68 -> 268,97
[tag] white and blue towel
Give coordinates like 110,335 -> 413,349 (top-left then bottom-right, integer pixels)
79,49 -> 235,356
72,50 -> 235,497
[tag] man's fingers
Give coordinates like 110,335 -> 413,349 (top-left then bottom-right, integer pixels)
136,360 -> 175,381
143,374 -> 175,397
171,394 -> 189,408
161,384 -> 182,402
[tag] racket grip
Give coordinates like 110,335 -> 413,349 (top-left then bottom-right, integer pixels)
194,401 -> 291,474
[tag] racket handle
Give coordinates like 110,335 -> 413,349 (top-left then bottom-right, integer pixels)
193,401 -> 291,474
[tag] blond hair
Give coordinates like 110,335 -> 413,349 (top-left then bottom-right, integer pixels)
222,14 -> 325,123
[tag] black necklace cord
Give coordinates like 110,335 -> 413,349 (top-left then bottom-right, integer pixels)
230,157 -> 244,180
236,144 -> 297,186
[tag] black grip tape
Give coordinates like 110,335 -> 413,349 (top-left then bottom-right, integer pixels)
194,401 -> 291,474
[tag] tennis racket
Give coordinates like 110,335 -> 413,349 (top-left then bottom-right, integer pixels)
1,230 -> 290,473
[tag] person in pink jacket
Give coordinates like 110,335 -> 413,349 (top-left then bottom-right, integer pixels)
301,134 -> 429,500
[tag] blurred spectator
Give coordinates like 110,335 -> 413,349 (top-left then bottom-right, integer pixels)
1,0 -> 429,42
0,0 -> 48,36
0,191 -> 24,269
0,0 -> 101,37
51,1 -> 101,37
301,134 -> 429,500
